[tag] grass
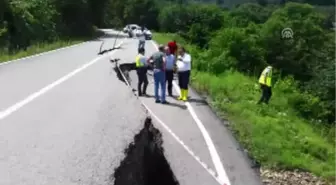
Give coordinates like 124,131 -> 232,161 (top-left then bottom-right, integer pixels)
153,32 -> 336,183
0,39 -> 84,63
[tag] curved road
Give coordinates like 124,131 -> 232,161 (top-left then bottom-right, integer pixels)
0,29 -> 262,185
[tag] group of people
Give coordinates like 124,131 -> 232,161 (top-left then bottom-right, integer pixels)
135,40 -> 191,104
134,26 -> 273,105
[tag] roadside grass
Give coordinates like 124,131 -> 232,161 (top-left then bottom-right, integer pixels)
0,40 -> 84,63
153,32 -> 336,182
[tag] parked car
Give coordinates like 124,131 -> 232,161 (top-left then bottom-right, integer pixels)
123,24 -> 140,37
123,24 -> 139,33
143,28 -> 152,40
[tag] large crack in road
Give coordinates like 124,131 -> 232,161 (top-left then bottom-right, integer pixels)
111,59 -> 179,185
113,117 -> 180,185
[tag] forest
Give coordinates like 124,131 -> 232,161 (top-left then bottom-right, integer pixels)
0,0 -> 335,183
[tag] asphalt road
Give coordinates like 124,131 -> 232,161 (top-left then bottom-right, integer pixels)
0,29 -> 262,185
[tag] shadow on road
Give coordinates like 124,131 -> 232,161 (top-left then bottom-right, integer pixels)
188,98 -> 208,106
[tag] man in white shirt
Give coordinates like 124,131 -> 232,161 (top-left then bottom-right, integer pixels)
176,46 -> 191,101
138,26 -> 146,51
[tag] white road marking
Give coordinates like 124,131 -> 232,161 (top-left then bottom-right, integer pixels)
142,103 -> 225,185
114,52 -> 225,185
0,29 -> 123,66
0,40 -> 125,121
150,40 -> 231,185
0,42 -> 89,66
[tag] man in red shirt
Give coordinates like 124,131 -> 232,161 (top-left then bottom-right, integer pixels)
167,40 -> 177,56
167,40 -> 178,73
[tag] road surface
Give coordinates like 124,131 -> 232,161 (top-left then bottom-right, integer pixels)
0,29 -> 262,185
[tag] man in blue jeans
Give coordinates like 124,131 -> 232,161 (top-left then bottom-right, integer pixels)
147,45 -> 168,104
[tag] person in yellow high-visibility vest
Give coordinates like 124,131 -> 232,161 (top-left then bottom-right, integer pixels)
135,47 -> 149,96
258,65 -> 273,104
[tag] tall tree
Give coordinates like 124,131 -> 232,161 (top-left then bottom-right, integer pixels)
87,0 -> 109,27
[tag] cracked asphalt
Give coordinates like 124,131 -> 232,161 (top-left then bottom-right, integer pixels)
0,29 -> 263,185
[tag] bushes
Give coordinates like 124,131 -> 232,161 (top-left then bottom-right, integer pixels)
154,1 -> 335,181
0,0 -> 108,52
204,24 -> 267,74
0,0 -> 58,50
154,31 -> 336,182
104,0 -> 160,29
158,3 -> 224,47
158,2 -> 335,124
228,3 -> 276,27
191,69 -> 335,180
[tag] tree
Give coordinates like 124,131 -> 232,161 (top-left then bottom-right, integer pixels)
257,0 -> 268,6
122,0 -> 159,29
216,0 -> 224,5
261,3 -> 327,80
87,0 -> 109,27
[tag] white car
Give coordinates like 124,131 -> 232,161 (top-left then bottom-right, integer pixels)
143,28 -> 152,40
123,24 -> 140,36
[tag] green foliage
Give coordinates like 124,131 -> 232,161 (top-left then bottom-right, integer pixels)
153,1 -> 335,181
53,0 -> 94,37
104,0 -> 160,29
191,71 -> 335,181
123,0 -> 159,29
260,3 -> 328,79
0,0 -> 103,52
0,0 -> 335,182
154,31 -> 335,182
157,2 -> 335,124
0,0 -> 58,49
228,3 -> 276,27
158,3 -> 224,47
206,24 -> 267,73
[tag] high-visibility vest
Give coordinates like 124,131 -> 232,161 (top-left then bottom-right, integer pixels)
135,54 -> 146,68
258,67 -> 272,87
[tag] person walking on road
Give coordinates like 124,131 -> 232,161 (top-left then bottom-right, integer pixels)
138,26 -> 146,51
258,65 -> 273,104
164,46 -> 176,97
135,47 -> 149,97
176,46 -> 191,101
147,45 -> 168,104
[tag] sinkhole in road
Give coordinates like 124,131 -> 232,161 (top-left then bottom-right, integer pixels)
112,117 -> 180,185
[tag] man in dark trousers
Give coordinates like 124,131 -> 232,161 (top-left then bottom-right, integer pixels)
164,46 -> 175,96
135,47 -> 148,96
258,66 -> 273,104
